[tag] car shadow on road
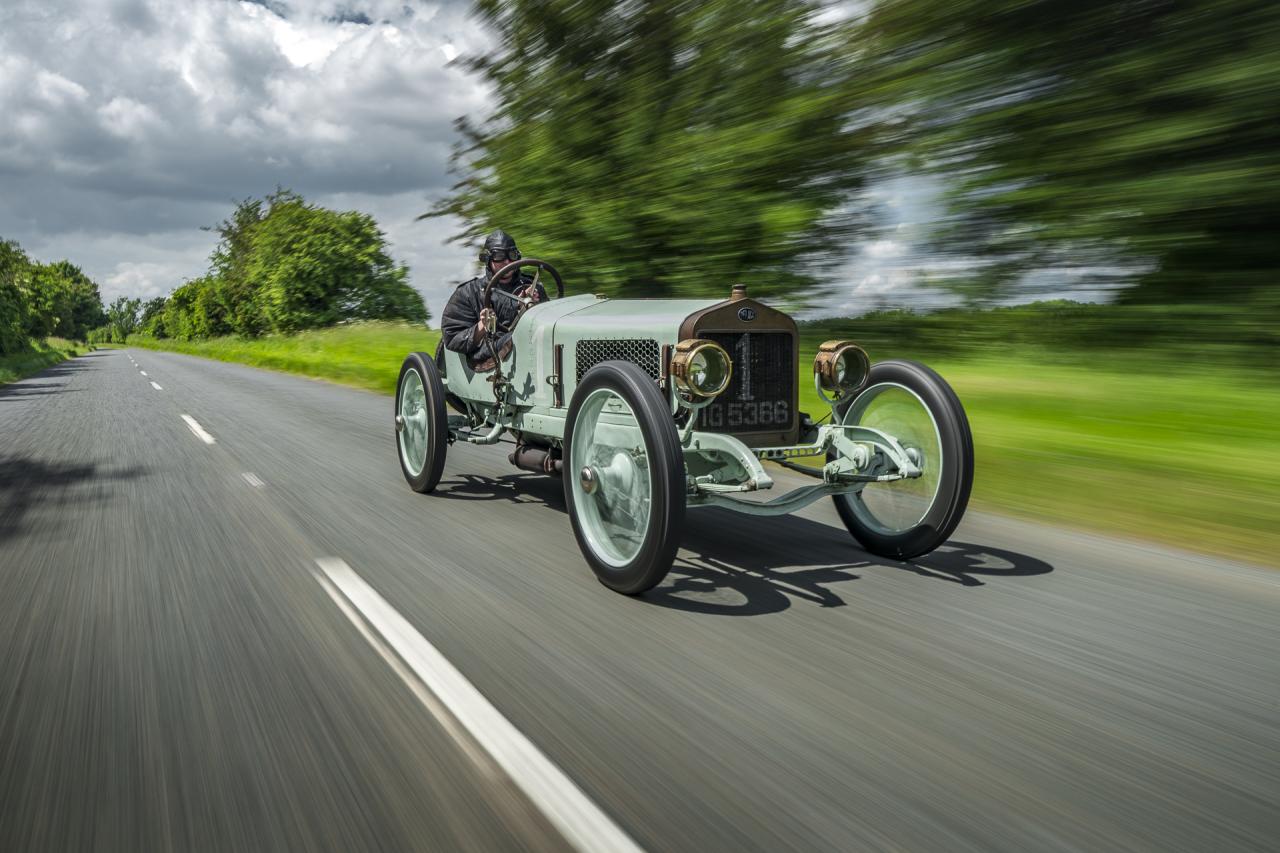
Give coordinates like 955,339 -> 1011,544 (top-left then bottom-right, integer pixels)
433,470 -> 567,508
426,471 -> 1054,616
0,454 -> 149,547
646,508 -> 1055,615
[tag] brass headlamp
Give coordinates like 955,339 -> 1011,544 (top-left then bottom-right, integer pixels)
670,339 -> 732,399
814,340 -> 870,398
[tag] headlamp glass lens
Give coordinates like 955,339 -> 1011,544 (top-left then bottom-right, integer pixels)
689,346 -> 728,395
835,347 -> 867,390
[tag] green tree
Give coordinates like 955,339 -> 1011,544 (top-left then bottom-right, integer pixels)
47,261 -> 106,338
857,0 -> 1280,308
105,296 -> 142,343
142,190 -> 426,339
208,197 -> 268,335
244,190 -> 426,332
15,260 -> 106,340
427,0 -> 872,305
22,264 -> 75,338
139,296 -> 168,338
162,281 -> 199,341
0,239 -> 32,354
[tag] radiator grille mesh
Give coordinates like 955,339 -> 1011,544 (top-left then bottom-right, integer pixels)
575,339 -> 662,382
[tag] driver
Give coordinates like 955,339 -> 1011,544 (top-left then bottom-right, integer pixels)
440,229 -> 547,364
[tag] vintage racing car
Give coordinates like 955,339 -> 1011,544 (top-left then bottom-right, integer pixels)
395,259 -> 973,595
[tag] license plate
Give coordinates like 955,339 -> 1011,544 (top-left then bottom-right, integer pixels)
698,400 -> 791,430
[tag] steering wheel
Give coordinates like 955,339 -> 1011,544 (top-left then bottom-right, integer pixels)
480,258 -> 565,326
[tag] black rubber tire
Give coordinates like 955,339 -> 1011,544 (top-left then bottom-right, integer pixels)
831,360 -> 973,560
564,361 -> 686,595
433,339 -> 468,414
395,352 -> 448,493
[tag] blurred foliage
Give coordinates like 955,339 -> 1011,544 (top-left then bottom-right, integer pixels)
433,0 -> 1279,316
802,300 -> 1280,369
859,0 -> 1280,310
0,237 -> 105,353
427,0 -> 872,306
146,190 -> 429,341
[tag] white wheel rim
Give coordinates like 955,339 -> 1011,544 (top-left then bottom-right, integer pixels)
840,382 -> 943,534
398,368 -> 429,477
570,388 -> 652,567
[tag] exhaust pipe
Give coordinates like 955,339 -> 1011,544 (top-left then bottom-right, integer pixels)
509,443 -> 563,476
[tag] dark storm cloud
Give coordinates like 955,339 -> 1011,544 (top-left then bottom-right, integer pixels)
0,0 -> 486,305
328,8 -> 374,25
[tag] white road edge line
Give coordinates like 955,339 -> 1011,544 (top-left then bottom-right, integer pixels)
150,381 -> 163,391
180,415 -> 215,444
241,472 -> 265,488
314,558 -> 643,853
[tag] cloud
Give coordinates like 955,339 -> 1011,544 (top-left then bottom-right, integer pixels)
0,0 -> 489,315
807,172 -> 968,317
35,70 -> 89,106
98,97 -> 167,141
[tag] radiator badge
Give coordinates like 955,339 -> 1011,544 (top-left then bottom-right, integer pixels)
738,307 -> 756,322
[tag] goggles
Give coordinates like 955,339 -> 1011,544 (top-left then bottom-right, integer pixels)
488,250 -> 514,262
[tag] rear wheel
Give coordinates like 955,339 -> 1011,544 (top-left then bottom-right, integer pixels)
395,352 -> 448,493
564,361 -> 685,594
832,360 -> 973,559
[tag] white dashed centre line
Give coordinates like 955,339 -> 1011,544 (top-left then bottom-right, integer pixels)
314,558 -> 643,853
241,472 -> 265,488
180,415 -> 216,444
140,370 -> 147,376
150,381 -> 163,391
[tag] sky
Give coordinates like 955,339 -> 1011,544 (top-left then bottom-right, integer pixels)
1,0 -> 1065,323
1,0 -> 490,320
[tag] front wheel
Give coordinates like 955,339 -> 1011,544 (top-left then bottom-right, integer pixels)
564,361 -> 686,594
831,360 -> 973,560
395,352 -> 448,493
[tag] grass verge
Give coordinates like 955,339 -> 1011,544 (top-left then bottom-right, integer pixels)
126,321 -> 440,396
0,338 -> 93,386
796,352 -> 1279,567
128,322 -> 1279,566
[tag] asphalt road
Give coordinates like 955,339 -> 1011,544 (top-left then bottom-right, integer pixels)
2,348 -> 1277,853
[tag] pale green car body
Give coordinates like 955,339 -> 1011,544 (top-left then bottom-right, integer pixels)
437,292 -> 922,518
397,272 -> 970,592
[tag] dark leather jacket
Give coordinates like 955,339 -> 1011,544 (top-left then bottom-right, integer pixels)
440,271 -> 547,366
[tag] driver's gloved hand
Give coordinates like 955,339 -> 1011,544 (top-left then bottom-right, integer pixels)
472,307 -> 496,344
520,285 -> 541,304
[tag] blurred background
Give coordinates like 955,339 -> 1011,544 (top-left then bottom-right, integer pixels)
3,0 -> 1277,563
